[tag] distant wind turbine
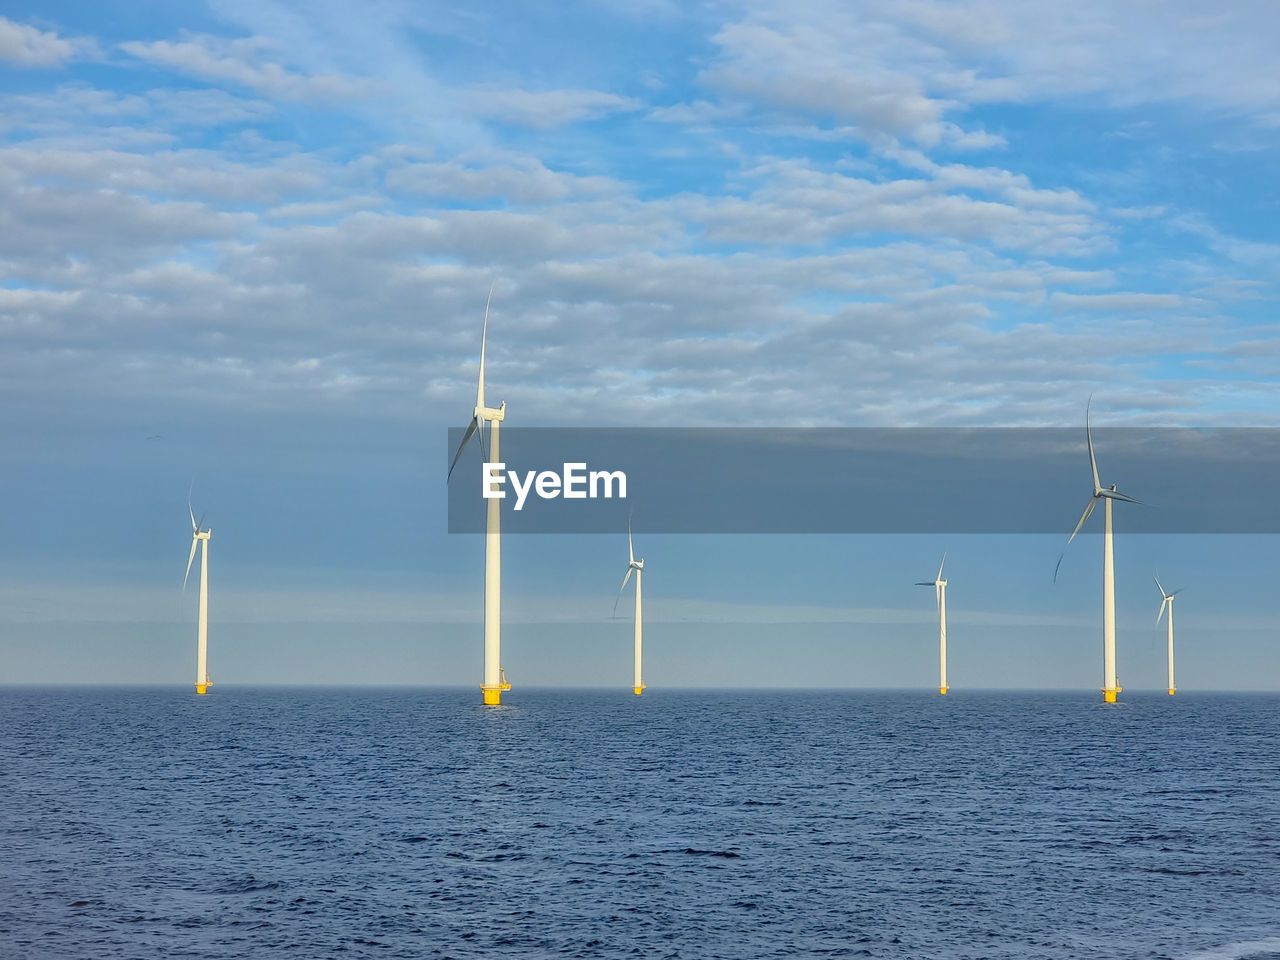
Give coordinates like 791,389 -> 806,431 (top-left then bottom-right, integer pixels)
1055,398 -> 1142,703
448,287 -> 510,706
184,503 -> 212,695
613,520 -> 646,695
1155,575 -> 1183,696
915,553 -> 949,695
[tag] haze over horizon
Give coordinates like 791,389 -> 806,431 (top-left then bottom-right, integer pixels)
3,1 -> 1279,690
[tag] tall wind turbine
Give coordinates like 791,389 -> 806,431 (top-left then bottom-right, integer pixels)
614,521 -> 646,695
1055,398 -> 1142,703
916,553 -> 949,695
184,504 -> 212,695
448,288 -> 510,706
1155,575 -> 1183,696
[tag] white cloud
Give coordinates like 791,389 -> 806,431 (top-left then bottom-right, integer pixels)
0,3 -> 1274,432
0,85 -> 274,137
686,159 -> 1105,256
1049,292 -> 1188,311
0,122 -> 1257,430
385,155 -> 626,205
0,15 -> 87,67
120,33 -> 371,101
700,18 -> 952,145
693,0 -> 1280,152
461,86 -> 642,129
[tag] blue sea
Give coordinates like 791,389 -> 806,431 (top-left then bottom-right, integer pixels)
2,688 -> 1279,959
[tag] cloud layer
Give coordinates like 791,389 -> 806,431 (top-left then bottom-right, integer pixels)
0,0 -> 1277,443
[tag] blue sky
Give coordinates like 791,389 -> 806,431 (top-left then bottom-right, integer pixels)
2,1 -> 1279,690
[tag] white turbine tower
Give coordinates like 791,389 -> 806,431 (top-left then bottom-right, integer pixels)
1155,575 -> 1183,696
1055,398 -> 1142,703
915,553 -> 949,695
448,288 -> 510,706
614,521 -> 646,695
184,504 -> 212,695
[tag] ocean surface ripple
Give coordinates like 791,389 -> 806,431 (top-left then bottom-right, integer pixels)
2,688 -> 1279,959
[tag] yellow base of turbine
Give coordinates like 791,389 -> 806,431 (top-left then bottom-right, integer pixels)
1103,687 -> 1120,703
633,685 -> 645,695
195,684 -> 208,695
480,683 -> 509,705
939,686 -> 949,695
1168,688 -> 1176,696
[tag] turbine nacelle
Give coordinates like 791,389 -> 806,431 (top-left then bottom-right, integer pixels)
184,505 -> 211,590
915,554 -> 947,606
619,559 -> 644,593
615,523 -> 644,615
475,400 -> 506,424
1154,575 -> 1183,623
915,553 -> 947,589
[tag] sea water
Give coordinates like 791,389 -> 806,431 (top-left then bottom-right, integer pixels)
2,687 -> 1278,959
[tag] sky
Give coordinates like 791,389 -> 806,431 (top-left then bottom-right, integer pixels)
2,1 -> 1279,690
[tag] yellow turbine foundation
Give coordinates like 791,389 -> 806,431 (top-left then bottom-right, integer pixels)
195,684 -> 208,695
1168,688 -> 1177,696
939,686 -> 949,695
481,675 -> 511,706
1103,686 -> 1121,703
633,684 -> 645,696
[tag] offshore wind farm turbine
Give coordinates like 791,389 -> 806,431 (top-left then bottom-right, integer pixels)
613,521 -> 646,695
448,289 -> 510,706
915,553 -> 949,695
1155,575 -> 1183,696
184,504 -> 212,695
1055,398 -> 1142,703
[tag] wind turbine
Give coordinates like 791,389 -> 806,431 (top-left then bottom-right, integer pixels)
613,520 -> 646,695
915,553 -> 949,695
184,503 -> 212,695
1055,398 -> 1142,703
448,287 -> 510,705
1155,575 -> 1183,696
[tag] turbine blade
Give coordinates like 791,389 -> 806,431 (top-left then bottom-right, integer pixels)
915,581 -> 935,586
1106,490 -> 1143,504
183,536 -> 198,591
477,284 -> 493,410
937,552 -> 946,582
196,511 -> 206,533
628,518 -> 634,565
1087,395 -> 1101,494
1065,497 -> 1097,547
1170,587 -> 1185,597
1156,598 -> 1169,624
612,566 -> 634,617
189,501 -> 197,532
935,583 -> 942,609
447,417 -> 479,482
1054,497 -> 1097,582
